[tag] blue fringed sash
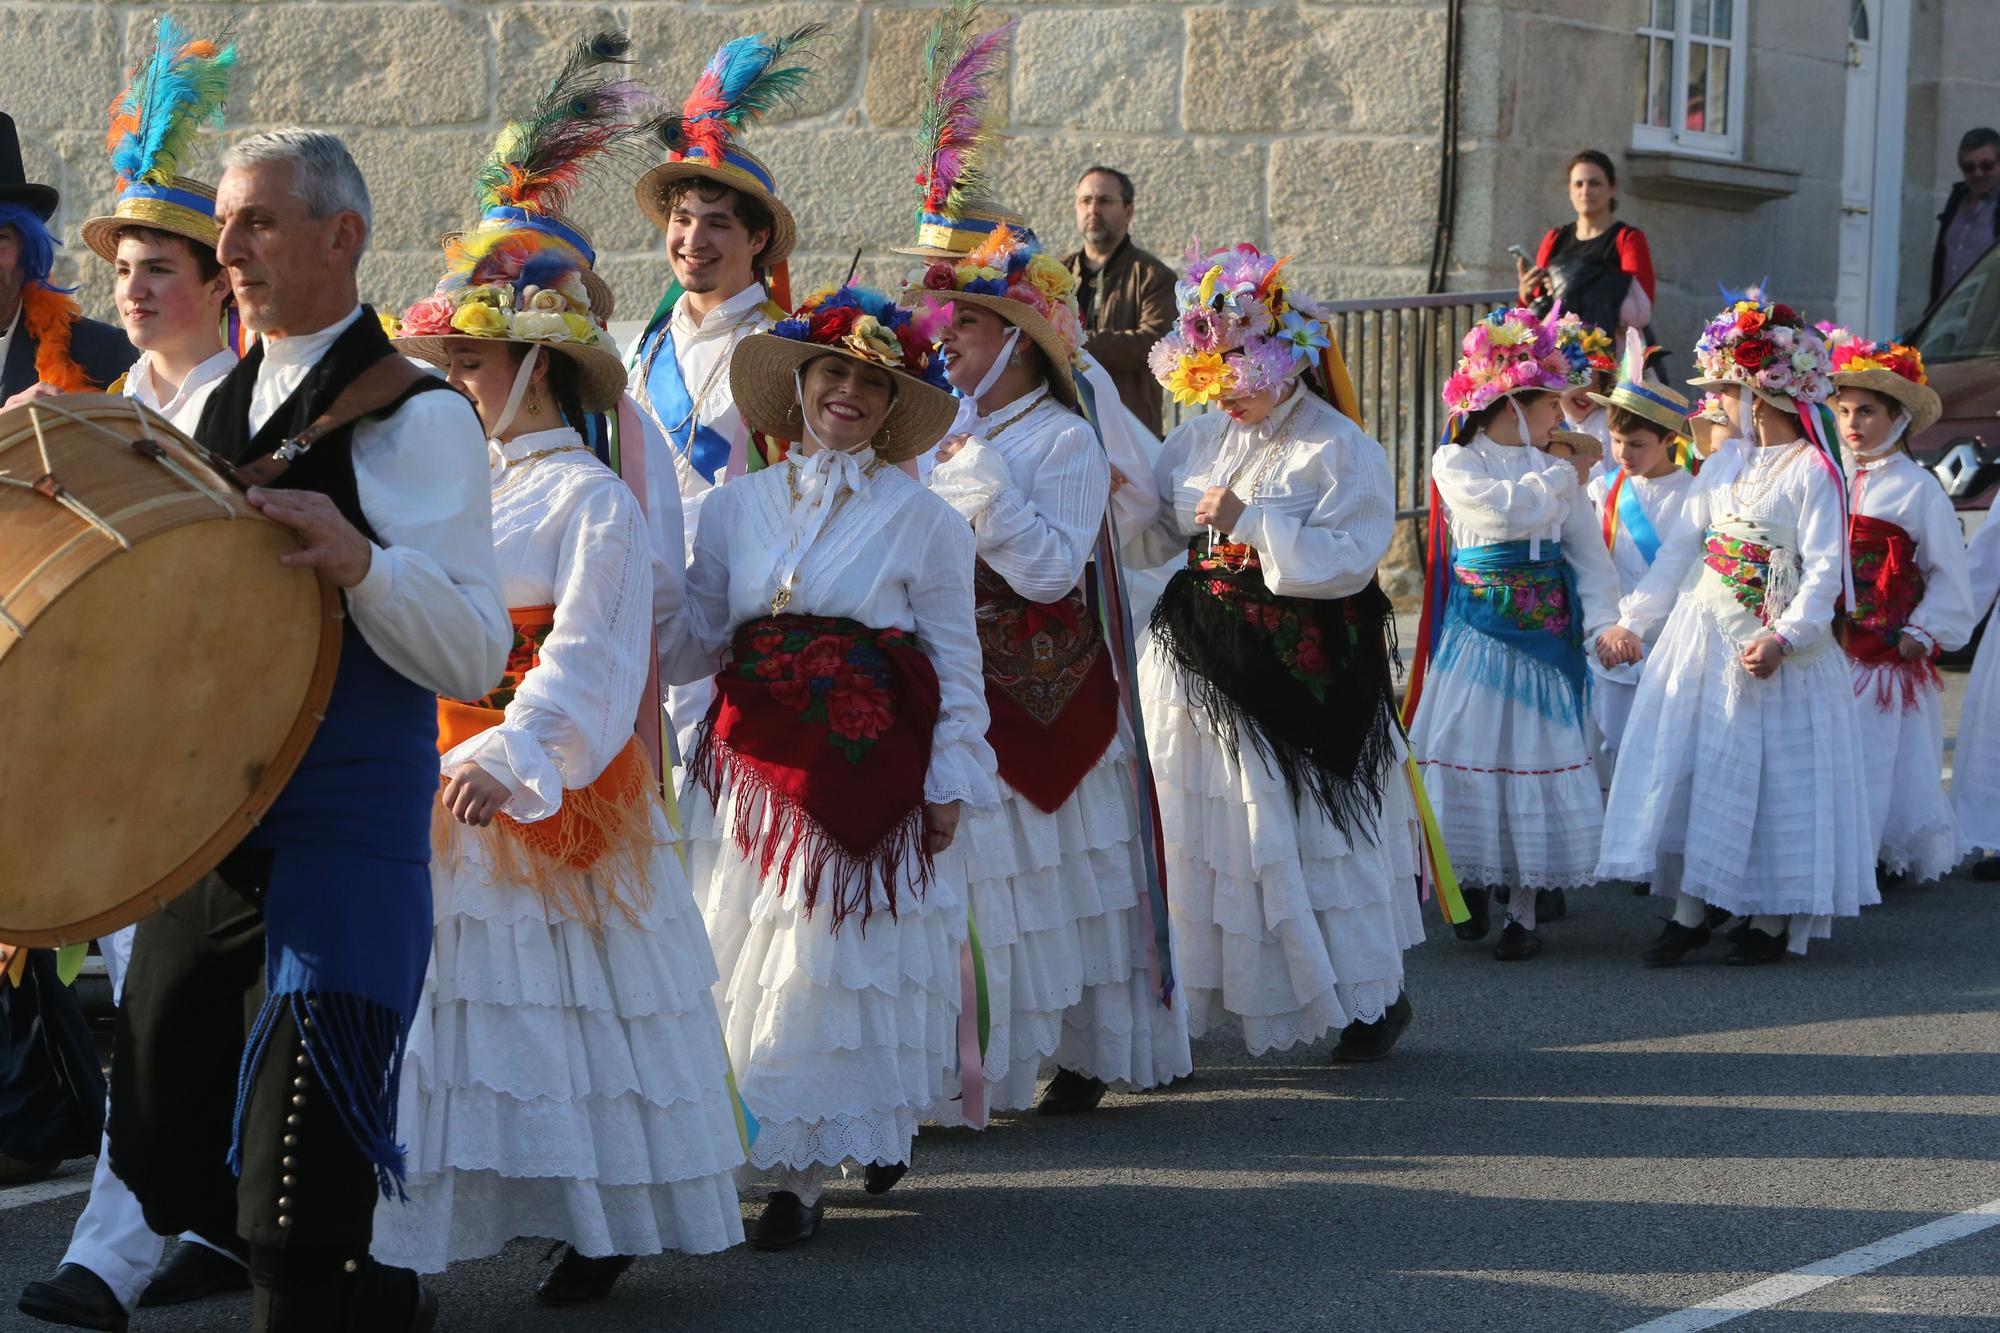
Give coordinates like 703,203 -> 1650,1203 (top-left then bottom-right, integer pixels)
1433,539 -> 1588,726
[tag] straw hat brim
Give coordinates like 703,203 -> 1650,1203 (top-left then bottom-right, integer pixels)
1831,368 -> 1942,435
81,179 -> 220,264
392,332 -> 629,415
899,288 -> 1077,409
1586,387 -> 1690,438
728,333 -> 959,464
635,159 -> 796,269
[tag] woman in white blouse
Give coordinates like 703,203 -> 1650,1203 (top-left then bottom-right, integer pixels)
666,286 -> 995,1250
1130,245 -> 1426,1062
374,255 -> 748,1305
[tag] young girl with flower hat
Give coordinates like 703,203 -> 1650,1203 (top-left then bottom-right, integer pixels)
1403,307 -> 1624,961
369,41 -> 748,1306
1824,330 -> 1975,886
1597,295 -> 1876,966
1129,241 -> 1431,1060
670,285 -> 996,1249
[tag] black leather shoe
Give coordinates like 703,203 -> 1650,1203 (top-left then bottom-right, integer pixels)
1492,921 -> 1541,961
1036,1068 -> 1108,1116
1453,886 -> 1492,942
1332,992 -> 1413,1063
1630,881 -> 1652,896
534,1248 -> 632,1307
863,1161 -> 909,1194
751,1192 -> 824,1251
137,1239 -> 250,1307
1723,926 -> 1788,966
0,1154 -> 60,1187
1535,887 -> 1568,921
18,1264 -> 127,1331
1641,919 -> 1711,967
409,1280 -> 439,1333
1974,857 -> 2000,882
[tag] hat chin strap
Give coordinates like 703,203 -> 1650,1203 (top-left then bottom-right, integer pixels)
1852,410 -> 1910,461
950,326 -> 1022,437
491,344 -> 543,440
1508,396 -> 1535,448
793,366 -> 892,457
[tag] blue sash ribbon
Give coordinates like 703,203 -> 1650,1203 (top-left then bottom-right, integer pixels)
642,324 -> 731,484
1615,472 -> 1663,565
1435,539 -> 1588,726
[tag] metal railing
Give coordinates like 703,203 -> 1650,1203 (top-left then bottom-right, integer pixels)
1322,289 -> 1514,518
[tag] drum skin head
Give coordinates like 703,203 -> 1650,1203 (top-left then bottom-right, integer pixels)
0,395 -> 340,945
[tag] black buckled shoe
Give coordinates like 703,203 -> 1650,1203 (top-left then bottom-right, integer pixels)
534,1248 -> 633,1307
1036,1068 -> 1109,1116
1723,926 -> 1788,966
1973,857 -> 2000,882
137,1239 -> 250,1307
1492,921 -> 1541,961
1535,887 -> 1568,921
1332,992 -> 1413,1063
751,1192 -> 824,1251
863,1161 -> 909,1194
1453,886 -> 1492,942
18,1264 -> 128,1332
1641,919 -> 1712,968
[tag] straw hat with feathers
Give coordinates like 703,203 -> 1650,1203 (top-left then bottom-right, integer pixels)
1588,328 -> 1694,438
893,3 -> 1018,260
899,224 -> 1084,409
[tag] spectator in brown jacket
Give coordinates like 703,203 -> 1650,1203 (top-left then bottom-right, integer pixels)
1063,166 -> 1176,435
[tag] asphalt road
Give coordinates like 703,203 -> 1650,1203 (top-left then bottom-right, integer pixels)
3,681 -> 1996,1333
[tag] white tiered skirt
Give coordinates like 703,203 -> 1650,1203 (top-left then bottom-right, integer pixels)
1141,644 -> 1427,1056
689,775 -> 966,1177
926,724 -> 1190,1122
1597,600 -> 1878,951
372,806 -> 748,1272
1851,660 -> 1965,882
1406,636 -> 1603,890
1952,625 -> 2000,855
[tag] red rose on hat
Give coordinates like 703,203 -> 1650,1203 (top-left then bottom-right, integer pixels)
895,323 -> 932,373
1772,304 -> 1798,325
810,307 -> 861,343
1734,338 -> 1771,369
921,261 -> 956,291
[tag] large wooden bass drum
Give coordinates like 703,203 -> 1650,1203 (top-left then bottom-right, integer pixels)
0,394 -> 341,945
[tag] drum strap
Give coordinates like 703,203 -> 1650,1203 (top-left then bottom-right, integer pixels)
201,355 -> 443,491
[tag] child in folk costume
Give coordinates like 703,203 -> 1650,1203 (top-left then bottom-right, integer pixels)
370,44 -> 747,1305
1825,332 -> 1975,885
1953,517 -> 2000,879
1598,296 -> 1876,966
1582,332 -> 1700,776
1403,308 -> 1624,962
1132,242 -> 1432,1061
670,286 -> 995,1248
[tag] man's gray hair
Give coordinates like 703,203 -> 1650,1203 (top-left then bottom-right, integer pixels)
221,129 -> 372,255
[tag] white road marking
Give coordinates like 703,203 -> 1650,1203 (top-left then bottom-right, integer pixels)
0,1163 -> 94,1212
1621,1196 -> 2000,1331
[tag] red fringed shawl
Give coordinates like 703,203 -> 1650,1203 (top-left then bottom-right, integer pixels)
974,563 -> 1118,814
1840,513 -> 1940,712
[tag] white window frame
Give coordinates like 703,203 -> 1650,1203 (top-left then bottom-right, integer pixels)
1632,0 -> 1749,160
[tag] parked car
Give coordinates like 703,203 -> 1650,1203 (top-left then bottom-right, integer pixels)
1907,238 -> 2000,532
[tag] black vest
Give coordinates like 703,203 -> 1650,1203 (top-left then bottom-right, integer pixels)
195,308 -> 451,545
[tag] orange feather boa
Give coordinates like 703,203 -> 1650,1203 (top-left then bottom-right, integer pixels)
20,285 -> 98,392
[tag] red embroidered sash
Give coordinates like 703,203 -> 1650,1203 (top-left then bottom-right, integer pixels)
1840,513 -> 1940,710
690,614 -> 942,929
974,562 -> 1119,814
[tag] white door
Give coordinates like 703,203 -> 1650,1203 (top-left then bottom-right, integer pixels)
1835,0 -> 1911,337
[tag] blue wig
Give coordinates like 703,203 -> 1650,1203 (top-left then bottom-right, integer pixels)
0,202 -> 75,293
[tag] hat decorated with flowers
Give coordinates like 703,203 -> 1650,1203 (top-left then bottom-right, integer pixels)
80,17 -> 236,263
731,285 -> 958,463
1441,306 -> 1571,418
1143,242 -> 1335,410
636,27 -> 821,272
1552,312 -> 1616,387
388,33 -> 648,413
1821,326 -> 1941,435
903,224 -> 1085,408
1688,292 -> 1832,410
1692,391 -> 1731,426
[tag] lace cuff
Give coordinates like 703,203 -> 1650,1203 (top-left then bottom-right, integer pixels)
929,441 -> 1015,523
924,735 -> 1000,809
443,725 -> 566,823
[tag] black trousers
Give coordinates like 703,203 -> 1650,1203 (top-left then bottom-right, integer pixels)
108,855 -> 419,1329
0,948 -> 105,1163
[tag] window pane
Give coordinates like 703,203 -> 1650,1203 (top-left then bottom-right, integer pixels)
1714,0 -> 1734,37
1652,0 -> 1674,31
1692,0 -> 1713,37
1686,40 -> 1709,133
1708,44 -> 1729,136
1851,0 -> 1870,41
1652,36 -> 1672,128
1634,35 -> 1652,125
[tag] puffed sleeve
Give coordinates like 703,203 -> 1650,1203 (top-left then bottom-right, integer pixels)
662,480 -> 736,686
1619,482 -> 1712,639
1125,414 -> 1207,571
905,502 -> 999,808
1229,418 -> 1393,599
444,473 -> 652,822
1431,441 -> 1580,537
1904,481 -> 1977,653
1081,356 -> 1163,538
1558,481 -> 1623,638
932,418 -> 1110,602
1766,462 -> 1847,654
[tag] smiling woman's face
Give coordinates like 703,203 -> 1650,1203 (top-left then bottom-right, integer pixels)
800,353 -> 894,451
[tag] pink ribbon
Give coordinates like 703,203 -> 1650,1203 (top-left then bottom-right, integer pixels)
957,938 -> 987,1128
615,396 -> 666,786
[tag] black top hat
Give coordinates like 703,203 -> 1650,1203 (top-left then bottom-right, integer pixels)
0,114 -> 59,220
